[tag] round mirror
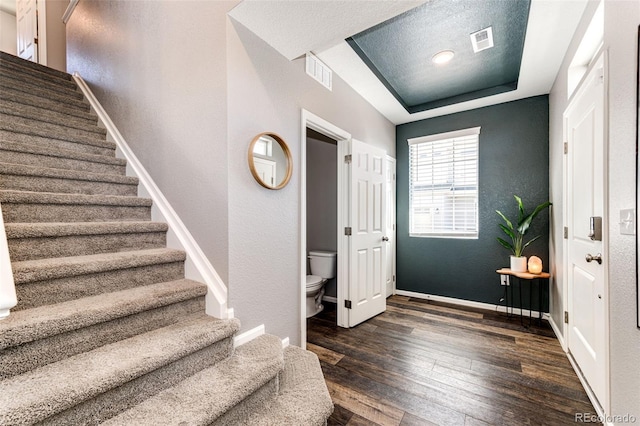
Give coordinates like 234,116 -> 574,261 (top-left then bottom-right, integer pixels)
248,132 -> 293,190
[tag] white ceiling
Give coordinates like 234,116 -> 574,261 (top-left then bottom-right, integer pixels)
230,0 -> 589,125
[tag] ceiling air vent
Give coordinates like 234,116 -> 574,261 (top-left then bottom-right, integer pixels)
470,27 -> 494,53
305,53 -> 332,91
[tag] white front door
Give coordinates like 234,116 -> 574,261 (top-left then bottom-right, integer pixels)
565,53 -> 607,408
347,139 -> 387,327
385,156 -> 396,297
16,0 -> 37,62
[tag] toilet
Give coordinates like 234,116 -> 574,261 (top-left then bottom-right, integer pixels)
306,250 -> 337,318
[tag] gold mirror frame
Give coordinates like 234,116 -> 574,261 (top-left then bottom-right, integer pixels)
248,132 -> 293,190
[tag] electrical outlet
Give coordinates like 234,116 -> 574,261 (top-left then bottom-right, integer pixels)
620,208 -> 636,235
500,274 -> 510,286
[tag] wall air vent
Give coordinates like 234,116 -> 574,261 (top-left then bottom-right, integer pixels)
305,53 -> 332,91
470,26 -> 494,53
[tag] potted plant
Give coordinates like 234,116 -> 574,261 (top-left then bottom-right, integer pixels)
496,195 -> 551,272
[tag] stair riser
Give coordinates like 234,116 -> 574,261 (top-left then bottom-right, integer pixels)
8,231 -> 167,261
0,68 -> 81,99
1,203 -> 151,224
42,339 -> 235,426
15,262 -> 185,310
0,101 -> 101,134
212,379 -> 279,426
1,113 -> 107,142
0,297 -> 205,379
0,149 -> 125,176
0,130 -> 115,157
0,82 -> 91,114
0,52 -> 72,80
0,174 -> 138,197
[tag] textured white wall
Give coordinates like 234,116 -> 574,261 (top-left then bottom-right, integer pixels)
604,1 -> 640,420
43,0 -> 67,72
0,9 -> 16,55
549,0 -> 640,419
227,19 -> 395,344
66,0 -> 235,283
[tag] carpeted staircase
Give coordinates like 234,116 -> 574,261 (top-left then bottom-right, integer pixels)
0,51 -> 333,425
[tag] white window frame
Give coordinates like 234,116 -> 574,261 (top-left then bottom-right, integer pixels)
407,127 -> 480,239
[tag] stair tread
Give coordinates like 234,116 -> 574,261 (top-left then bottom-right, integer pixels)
0,82 -> 90,115
0,313 -> 241,425
0,71 -> 82,100
0,91 -> 94,122
5,221 -> 167,238
12,248 -> 185,284
0,162 -> 138,185
244,345 -> 334,426
0,60 -> 77,90
0,112 -> 107,141
0,130 -> 116,152
0,279 -> 207,349
0,52 -> 73,81
102,334 -> 283,426
0,99 -> 100,132
0,190 -> 152,206
0,140 -> 125,167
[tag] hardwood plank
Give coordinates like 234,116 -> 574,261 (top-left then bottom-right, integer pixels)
328,404 -> 354,426
400,412 -> 438,426
322,360 -> 467,425
308,297 -> 596,426
347,414 -> 383,426
307,342 -> 345,365
326,380 -> 404,426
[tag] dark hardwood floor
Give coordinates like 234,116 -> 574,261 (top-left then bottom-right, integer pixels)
307,295 -> 597,426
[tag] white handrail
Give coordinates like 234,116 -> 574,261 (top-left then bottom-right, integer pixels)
72,73 -> 230,319
0,202 -> 17,319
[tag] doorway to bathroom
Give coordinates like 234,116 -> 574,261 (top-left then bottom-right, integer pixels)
300,110 -> 395,347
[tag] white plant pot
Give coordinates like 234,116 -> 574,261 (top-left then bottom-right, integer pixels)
510,256 -> 527,272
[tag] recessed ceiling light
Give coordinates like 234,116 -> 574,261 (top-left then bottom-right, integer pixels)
432,50 -> 455,65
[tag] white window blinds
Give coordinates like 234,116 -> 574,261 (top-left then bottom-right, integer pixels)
407,127 -> 480,238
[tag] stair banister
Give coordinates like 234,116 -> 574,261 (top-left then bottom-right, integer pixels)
0,202 -> 17,319
72,73 -> 230,319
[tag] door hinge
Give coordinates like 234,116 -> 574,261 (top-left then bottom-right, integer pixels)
393,275 -> 396,282
34,37 -> 38,45
344,300 -> 352,309
344,227 -> 352,236
564,142 -> 568,154
564,227 -> 568,239
344,154 -> 352,164
564,311 -> 569,324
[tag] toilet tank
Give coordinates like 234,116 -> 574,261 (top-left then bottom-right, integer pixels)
308,250 -> 337,279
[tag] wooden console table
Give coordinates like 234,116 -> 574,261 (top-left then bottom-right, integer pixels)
496,268 -> 550,327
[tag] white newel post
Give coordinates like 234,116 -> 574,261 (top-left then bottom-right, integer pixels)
0,202 -> 17,319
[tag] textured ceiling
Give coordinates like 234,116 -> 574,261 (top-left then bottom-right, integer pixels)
347,0 -> 530,113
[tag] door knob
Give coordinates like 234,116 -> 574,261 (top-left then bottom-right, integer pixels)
382,236 -> 389,242
585,253 -> 602,264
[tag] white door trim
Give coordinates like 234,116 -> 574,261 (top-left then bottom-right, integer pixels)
300,109 -> 351,348
562,49 -> 610,415
385,155 -> 396,297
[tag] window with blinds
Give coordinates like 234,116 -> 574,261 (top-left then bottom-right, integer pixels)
407,127 -> 480,238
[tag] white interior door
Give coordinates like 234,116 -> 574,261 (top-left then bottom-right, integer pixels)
347,139 -> 387,327
253,157 -> 276,187
16,0 -> 37,62
385,156 -> 396,297
565,54 -> 607,407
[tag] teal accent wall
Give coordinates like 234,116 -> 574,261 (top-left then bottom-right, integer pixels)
396,95 -> 550,310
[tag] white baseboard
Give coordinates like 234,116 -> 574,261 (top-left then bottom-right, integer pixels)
281,337 -> 290,349
395,289 -> 549,319
547,314 -> 566,351
233,324 -> 265,348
